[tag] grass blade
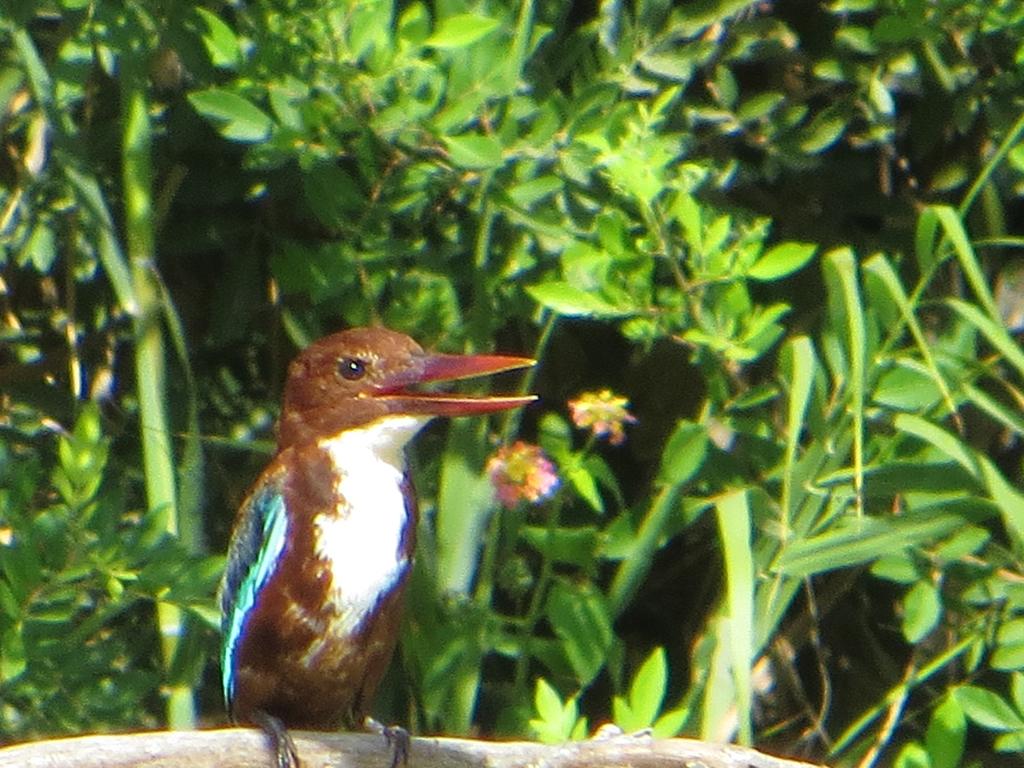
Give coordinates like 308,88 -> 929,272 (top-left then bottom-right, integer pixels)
776,501 -> 987,579
958,110 -> 1024,219
947,298 -> 1024,380
715,490 -> 753,745
11,26 -> 137,314
895,413 -> 1024,544
864,253 -> 960,427
831,637 -> 978,757
122,63 -> 195,728
780,336 -> 815,537
934,206 -> 1000,321
824,249 -> 865,515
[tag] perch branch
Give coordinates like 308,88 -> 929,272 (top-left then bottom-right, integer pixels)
0,728 -> 826,768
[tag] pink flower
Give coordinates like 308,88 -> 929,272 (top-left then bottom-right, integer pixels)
568,389 -> 637,445
487,441 -> 560,508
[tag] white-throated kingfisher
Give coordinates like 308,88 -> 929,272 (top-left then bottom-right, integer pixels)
219,327 -> 534,767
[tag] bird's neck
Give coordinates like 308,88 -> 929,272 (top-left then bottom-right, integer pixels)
318,414 -> 432,474
309,414 -> 431,635
278,399 -> 397,451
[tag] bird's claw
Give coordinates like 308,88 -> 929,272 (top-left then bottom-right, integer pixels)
253,710 -> 300,768
364,717 -> 410,768
590,723 -> 624,740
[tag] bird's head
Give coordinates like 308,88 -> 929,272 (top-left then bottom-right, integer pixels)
278,327 -> 535,448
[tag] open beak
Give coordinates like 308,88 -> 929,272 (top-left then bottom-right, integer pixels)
375,352 -> 536,416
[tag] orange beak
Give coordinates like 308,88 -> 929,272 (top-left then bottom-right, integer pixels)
374,352 -> 536,416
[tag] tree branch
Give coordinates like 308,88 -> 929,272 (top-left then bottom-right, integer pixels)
0,728 -> 825,768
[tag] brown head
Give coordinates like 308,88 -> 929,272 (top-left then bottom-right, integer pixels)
278,327 -> 535,448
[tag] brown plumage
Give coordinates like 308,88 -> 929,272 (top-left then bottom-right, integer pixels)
219,327 -> 534,758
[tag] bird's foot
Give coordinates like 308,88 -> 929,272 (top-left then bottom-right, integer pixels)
364,716 -> 410,768
253,710 -> 301,768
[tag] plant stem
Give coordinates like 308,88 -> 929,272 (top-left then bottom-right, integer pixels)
607,483 -> 681,618
121,60 -> 195,729
958,109 -> 1024,219
512,493 -> 563,693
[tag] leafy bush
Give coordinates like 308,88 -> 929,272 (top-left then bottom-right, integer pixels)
2,0 -> 1024,765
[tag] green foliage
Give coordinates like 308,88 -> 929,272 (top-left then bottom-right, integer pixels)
3,0 -> 1024,766
0,406 -> 220,738
529,677 -> 588,744
611,648 -> 688,738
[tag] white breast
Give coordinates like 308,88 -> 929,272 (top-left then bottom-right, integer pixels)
313,414 -> 431,637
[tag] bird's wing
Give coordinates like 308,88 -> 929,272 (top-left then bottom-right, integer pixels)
219,467 -> 289,713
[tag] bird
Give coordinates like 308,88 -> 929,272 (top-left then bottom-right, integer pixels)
218,326 -> 535,768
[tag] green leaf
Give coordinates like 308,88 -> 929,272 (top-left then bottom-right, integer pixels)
193,7 -> 241,69
895,412 -> 1024,542
931,162 -> 970,191
995,731 -> 1024,752
934,206 -> 1000,321
992,641 -> 1024,672
657,421 -> 709,486
530,678 -> 586,744
798,110 -> 846,153
868,257 -> 959,417
715,490 -> 753,744
188,89 -> 273,142
872,362 -> 944,411
23,221 -> 57,272
0,623 -> 26,681
627,647 -> 668,727
652,706 -> 689,738
915,205 -> 942,274
872,14 -> 919,44
993,620 -> 1024,671
0,581 -> 19,619
820,461 -> 978,497
381,271 -> 460,341
520,526 -> 599,568
893,742 -> 930,768
435,419 -> 500,595
565,457 -> 603,513
776,503 -> 980,578
637,51 -> 696,82
902,581 -> 941,643
925,696 -> 966,768
871,553 -> 919,584
444,134 -> 504,170
63,166 -> 138,314
747,242 -> 816,281
1013,672 -> 1024,714
934,525 -> 988,562
302,162 -> 363,229
867,76 -> 894,116
835,25 -> 877,55
347,0 -> 394,61
539,412 -> 573,458
962,382 -> 1024,442
526,281 -> 629,318
545,580 -> 614,684
673,194 -> 702,251
534,677 -> 566,723
823,247 -> 866,511
426,14 -> 501,49
780,336 -> 816,525
736,91 -> 785,123
954,685 -> 1024,731
508,175 -> 563,208
931,163 -> 969,193
398,2 -> 431,43
947,298 -> 1024,381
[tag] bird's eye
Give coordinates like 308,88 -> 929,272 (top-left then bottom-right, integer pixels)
338,357 -> 368,381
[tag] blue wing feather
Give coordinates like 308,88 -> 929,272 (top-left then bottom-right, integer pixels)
220,478 -> 289,712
